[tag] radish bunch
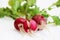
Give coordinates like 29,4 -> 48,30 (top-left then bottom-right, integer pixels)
14,15 -> 47,33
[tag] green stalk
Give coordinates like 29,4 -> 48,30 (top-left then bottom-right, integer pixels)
25,0 -> 29,20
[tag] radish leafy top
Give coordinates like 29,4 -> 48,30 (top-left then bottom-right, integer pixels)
0,0 -> 60,25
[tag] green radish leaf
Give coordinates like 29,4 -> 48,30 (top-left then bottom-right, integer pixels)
55,0 -> 60,7
47,0 -> 60,10
48,7 -> 52,10
52,16 -> 60,25
0,8 -> 5,18
9,0 -> 19,15
9,0 -> 24,7
0,7 -> 19,19
40,9 -> 49,18
28,6 -> 40,16
18,0 -> 24,3
33,6 -> 40,14
0,7 -> 12,18
9,0 -> 15,7
27,0 -> 36,6
3,7 -> 12,16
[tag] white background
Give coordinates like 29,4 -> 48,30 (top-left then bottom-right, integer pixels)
0,0 -> 60,40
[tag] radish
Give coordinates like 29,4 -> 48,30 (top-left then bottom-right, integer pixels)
32,15 -> 47,30
14,18 -> 29,32
30,20 -> 37,31
27,19 -> 37,34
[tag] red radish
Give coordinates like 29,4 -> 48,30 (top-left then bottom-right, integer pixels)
14,18 -> 29,32
32,15 -> 47,30
32,15 -> 47,24
26,20 -> 37,34
30,20 -> 37,31
23,20 -> 29,32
